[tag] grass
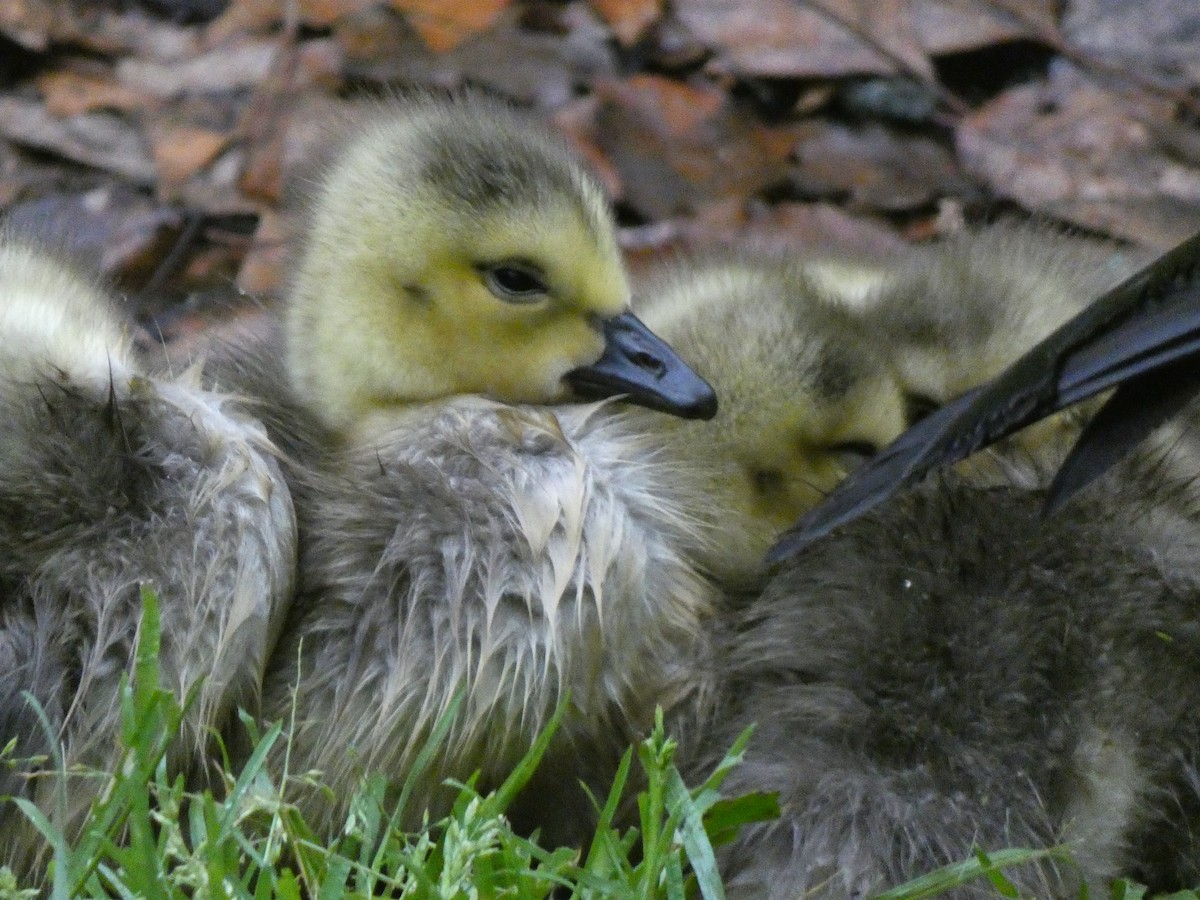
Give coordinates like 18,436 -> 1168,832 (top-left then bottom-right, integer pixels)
1,592 -> 1195,899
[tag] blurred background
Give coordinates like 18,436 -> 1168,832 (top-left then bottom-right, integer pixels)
1,0 -> 1197,345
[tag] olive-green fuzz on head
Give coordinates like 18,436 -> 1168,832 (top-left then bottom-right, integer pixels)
285,93 -> 640,434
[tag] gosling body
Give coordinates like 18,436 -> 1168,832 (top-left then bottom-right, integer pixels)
694,227 -> 1200,895
268,399 -> 717,838
0,238 -> 295,876
702,456 -> 1200,897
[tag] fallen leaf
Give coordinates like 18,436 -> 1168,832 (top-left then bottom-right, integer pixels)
117,39 -> 278,98
958,65 -> 1200,249
593,75 -> 802,218
914,0 -> 1056,54
738,200 -> 909,256
172,145 -> 264,216
0,97 -> 156,183
340,5 -> 611,109
301,0 -> 377,28
296,37 -> 345,90
38,69 -> 152,118
624,73 -> 723,134
1065,0 -> 1200,87
0,0 -> 55,50
3,185 -> 183,278
677,0 -> 911,78
590,0 -> 661,46
203,0 -> 281,43
791,121 -> 969,211
239,129 -> 285,204
58,7 -> 198,58
333,4 -> 414,72
207,0 -> 376,41
236,208 -> 290,295
390,0 -> 510,53
149,123 -> 228,189
553,96 -> 624,199
618,199 -> 907,271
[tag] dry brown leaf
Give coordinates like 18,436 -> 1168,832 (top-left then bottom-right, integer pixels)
619,199 -> 906,270
553,97 -> 624,199
0,97 -> 156,183
915,0 -> 1056,54
0,0 -> 55,50
738,201 -> 908,255
117,39 -> 278,98
240,131 -> 285,205
51,7 -> 197,58
207,0 -> 375,38
593,76 -> 801,219
149,123 -> 228,189
390,0 -> 510,53
236,208 -> 290,295
203,0 -> 282,43
808,0 -> 932,79
680,0 -> 1059,79
334,4 -> 414,66
301,0 -> 379,28
678,0 -> 906,78
1065,0 -> 1200,87
792,121 -> 967,211
3,185 -> 183,278
958,66 -> 1200,249
296,38 -> 345,90
623,74 -> 724,136
339,4 -> 611,109
38,70 -> 152,118
590,0 -> 661,46
167,143 -> 264,216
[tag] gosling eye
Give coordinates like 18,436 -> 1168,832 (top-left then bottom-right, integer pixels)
481,262 -> 549,303
826,440 -> 879,472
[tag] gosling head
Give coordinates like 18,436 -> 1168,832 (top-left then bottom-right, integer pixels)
286,92 -> 715,434
859,225 -> 1137,410
843,226 -> 1140,473
633,256 -> 909,585
0,235 -> 133,387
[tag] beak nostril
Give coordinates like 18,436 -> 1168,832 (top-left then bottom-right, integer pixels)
631,350 -> 666,376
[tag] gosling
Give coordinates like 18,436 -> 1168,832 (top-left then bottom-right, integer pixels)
203,92 -> 720,843
0,235 -> 295,878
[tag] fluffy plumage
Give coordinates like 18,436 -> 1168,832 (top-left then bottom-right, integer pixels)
266,399 -> 717,839
0,237 -> 295,876
620,254 -> 909,588
700,454 -> 1200,897
286,93 -> 641,433
689,227 -> 1200,896
203,93 -> 718,841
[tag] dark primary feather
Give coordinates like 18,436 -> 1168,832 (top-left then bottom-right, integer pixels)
1046,358 -> 1200,511
771,229 -> 1200,561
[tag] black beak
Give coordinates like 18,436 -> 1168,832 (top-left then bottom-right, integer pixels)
564,311 -> 718,420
